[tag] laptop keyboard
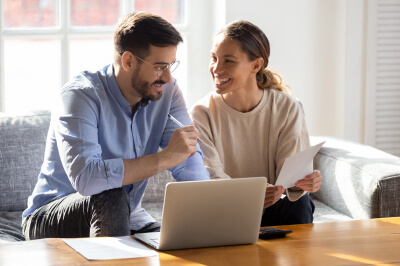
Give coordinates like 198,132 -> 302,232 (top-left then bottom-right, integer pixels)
150,237 -> 159,244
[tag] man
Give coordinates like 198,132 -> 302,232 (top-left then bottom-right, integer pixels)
22,12 -> 209,240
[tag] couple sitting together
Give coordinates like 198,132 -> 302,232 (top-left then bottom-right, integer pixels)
22,12 -> 322,240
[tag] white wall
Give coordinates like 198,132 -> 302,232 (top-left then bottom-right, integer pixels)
183,0 -> 215,107
196,0 -> 349,138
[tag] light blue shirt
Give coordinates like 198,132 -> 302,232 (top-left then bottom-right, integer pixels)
23,64 -> 210,230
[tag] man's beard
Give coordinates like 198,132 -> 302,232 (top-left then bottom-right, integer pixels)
131,66 -> 165,102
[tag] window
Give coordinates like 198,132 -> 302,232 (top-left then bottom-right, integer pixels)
364,0 -> 400,156
0,0 -> 188,113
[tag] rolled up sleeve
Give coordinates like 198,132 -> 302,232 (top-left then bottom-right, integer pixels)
54,87 -> 125,196
170,147 -> 210,181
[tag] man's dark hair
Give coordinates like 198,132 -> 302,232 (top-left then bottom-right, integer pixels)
114,12 -> 183,63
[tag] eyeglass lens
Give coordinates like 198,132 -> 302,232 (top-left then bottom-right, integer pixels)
157,61 -> 180,77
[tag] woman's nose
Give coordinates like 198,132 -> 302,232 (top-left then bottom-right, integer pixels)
210,61 -> 222,74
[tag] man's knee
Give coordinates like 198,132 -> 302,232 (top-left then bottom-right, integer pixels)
93,187 -> 130,202
91,188 -> 130,215
89,188 -> 131,237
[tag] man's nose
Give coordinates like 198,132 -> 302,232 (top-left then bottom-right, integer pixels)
160,68 -> 173,83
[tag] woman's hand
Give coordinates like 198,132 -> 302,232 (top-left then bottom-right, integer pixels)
264,184 -> 285,208
295,170 -> 322,193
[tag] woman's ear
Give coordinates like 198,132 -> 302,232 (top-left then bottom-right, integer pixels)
253,57 -> 264,73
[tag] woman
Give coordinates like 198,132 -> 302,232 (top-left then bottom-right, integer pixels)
190,20 -> 322,226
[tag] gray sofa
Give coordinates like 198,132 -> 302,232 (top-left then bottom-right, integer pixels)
1,111 -> 400,243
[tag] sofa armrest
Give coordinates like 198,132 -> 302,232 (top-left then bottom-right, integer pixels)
311,136 -> 400,219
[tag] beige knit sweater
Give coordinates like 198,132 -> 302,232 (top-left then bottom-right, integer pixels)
190,88 -> 310,201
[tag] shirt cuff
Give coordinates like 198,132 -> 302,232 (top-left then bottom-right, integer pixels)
104,158 -> 125,188
170,154 -> 210,181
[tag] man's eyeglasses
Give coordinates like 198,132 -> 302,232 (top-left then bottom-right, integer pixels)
120,51 -> 180,78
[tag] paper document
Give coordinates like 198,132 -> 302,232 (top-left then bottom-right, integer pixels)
63,236 -> 158,260
275,141 -> 325,189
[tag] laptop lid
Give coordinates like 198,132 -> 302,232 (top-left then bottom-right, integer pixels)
136,177 -> 267,250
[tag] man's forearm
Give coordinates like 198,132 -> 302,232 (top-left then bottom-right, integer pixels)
122,126 -> 205,185
122,150 -> 175,185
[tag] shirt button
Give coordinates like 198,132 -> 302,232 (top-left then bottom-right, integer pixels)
137,147 -> 140,151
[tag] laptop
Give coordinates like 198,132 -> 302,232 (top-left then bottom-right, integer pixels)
135,177 -> 267,250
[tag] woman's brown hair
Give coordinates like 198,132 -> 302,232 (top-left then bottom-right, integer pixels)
218,20 -> 290,94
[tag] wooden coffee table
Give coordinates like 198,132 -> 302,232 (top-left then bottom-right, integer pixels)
1,217 -> 400,265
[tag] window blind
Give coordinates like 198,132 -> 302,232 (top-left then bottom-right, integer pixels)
374,0 -> 400,156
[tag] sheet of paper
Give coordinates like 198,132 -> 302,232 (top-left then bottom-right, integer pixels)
275,141 -> 325,189
63,236 -> 158,261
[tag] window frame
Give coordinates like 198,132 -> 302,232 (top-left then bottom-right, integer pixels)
0,0 -> 191,112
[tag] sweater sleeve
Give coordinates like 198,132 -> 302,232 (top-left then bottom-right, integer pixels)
275,98 -> 310,201
190,104 -> 231,180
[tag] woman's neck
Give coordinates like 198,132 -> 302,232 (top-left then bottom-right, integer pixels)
222,86 -> 264,113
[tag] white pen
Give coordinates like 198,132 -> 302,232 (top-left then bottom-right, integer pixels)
168,114 -> 202,142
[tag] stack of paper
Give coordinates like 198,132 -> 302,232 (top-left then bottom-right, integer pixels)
63,236 -> 158,261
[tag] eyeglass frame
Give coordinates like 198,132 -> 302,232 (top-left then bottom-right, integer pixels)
119,51 -> 180,78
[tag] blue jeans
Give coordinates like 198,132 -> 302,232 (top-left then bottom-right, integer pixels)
23,188 -> 135,240
261,193 -> 315,226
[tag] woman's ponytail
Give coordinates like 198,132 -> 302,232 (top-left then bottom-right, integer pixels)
257,68 -> 291,94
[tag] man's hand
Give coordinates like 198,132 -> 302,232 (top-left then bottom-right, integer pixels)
161,125 -> 200,166
295,170 -> 322,193
122,125 -> 200,186
264,184 -> 285,208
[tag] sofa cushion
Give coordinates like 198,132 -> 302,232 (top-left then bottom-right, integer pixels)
142,170 -> 175,203
0,111 -> 50,212
0,211 -> 25,242
311,136 -> 400,219
311,198 -> 352,223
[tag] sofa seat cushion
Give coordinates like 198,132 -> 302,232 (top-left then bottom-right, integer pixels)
312,199 -> 352,223
142,170 -> 175,203
141,202 -> 163,223
0,211 -> 24,242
